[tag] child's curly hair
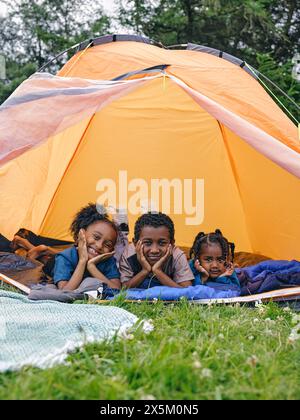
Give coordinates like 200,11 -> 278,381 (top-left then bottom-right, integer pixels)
70,203 -> 118,242
134,212 -> 175,242
189,229 -> 235,262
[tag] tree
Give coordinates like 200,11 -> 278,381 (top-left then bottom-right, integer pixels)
116,0 -> 299,122
255,53 -> 300,123
0,0 -> 111,103
117,0 -> 297,62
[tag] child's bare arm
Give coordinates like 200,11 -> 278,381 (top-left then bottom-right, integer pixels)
219,262 -> 235,277
122,241 -> 152,289
57,259 -> 87,290
152,245 -> 191,288
87,252 -> 121,289
87,264 -> 121,289
136,241 -> 152,273
121,270 -> 151,289
58,230 -> 88,291
152,269 -> 192,288
194,259 -> 209,284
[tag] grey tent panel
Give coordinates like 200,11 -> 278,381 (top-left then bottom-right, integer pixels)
77,34 -> 162,52
77,38 -> 257,79
187,43 -> 258,79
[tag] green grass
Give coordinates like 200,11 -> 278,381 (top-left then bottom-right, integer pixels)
0,289 -> 299,400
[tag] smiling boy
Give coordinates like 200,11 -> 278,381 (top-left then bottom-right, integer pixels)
120,212 -> 194,289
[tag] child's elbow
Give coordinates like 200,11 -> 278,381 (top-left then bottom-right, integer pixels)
179,280 -> 193,288
56,280 -> 69,290
112,279 -> 122,290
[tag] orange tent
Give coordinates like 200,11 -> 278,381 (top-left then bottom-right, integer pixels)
0,35 -> 299,260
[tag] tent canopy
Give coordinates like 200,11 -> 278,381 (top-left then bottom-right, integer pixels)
0,35 -> 299,260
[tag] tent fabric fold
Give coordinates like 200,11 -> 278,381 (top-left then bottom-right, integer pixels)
0,73 -> 160,167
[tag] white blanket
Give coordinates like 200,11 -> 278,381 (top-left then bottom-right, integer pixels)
0,290 -> 138,372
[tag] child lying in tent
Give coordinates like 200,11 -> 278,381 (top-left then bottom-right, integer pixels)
0,206 -> 129,293
119,212 -> 194,289
1,208 -> 129,257
189,229 -> 240,292
188,229 -> 300,296
24,204 -> 129,302
52,203 -> 121,295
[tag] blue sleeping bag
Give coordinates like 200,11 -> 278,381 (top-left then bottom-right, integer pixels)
113,283 -> 241,301
236,260 -> 300,295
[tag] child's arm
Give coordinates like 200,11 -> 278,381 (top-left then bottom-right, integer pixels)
57,230 -> 88,291
153,268 -> 192,288
57,259 -> 87,290
121,241 -> 151,289
87,252 -> 121,289
154,246 -> 194,288
152,245 -> 192,287
121,270 -> 151,289
219,262 -> 234,278
152,245 -> 189,288
194,259 -> 209,284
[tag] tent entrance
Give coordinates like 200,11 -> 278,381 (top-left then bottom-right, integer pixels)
40,77 -> 252,252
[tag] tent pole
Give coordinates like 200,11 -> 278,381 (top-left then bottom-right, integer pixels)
0,273 -> 30,294
37,43 -> 81,73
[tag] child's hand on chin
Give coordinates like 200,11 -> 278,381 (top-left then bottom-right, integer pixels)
152,245 -> 173,273
135,241 -> 151,274
194,259 -> 209,283
77,229 -> 89,263
219,262 -> 234,277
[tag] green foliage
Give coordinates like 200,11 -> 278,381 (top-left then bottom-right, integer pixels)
0,0 -> 298,121
117,0 -> 299,61
116,0 -> 299,122
0,0 -> 111,103
0,0 -> 111,64
0,61 -> 37,104
255,53 -> 300,123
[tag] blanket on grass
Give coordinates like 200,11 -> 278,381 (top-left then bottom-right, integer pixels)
0,290 -> 138,373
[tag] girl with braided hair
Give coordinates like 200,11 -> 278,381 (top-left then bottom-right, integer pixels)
53,203 -> 121,292
189,229 -> 240,288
